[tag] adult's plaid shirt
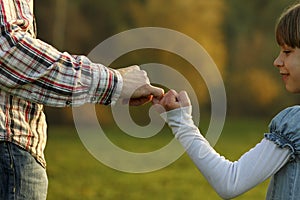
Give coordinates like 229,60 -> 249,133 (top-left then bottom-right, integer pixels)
0,0 -> 122,167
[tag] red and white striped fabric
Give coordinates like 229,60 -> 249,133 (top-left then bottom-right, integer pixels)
0,0 -> 122,168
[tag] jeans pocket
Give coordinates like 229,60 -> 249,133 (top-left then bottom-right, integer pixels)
0,142 -> 48,200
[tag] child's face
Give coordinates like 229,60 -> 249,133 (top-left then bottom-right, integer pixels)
274,45 -> 300,93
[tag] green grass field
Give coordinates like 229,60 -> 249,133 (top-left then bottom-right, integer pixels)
45,117 -> 271,200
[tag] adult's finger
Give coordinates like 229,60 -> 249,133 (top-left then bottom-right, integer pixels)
152,96 -> 161,105
117,65 -> 140,76
123,65 -> 140,72
147,85 -> 165,100
129,65 -> 140,70
128,96 -> 152,106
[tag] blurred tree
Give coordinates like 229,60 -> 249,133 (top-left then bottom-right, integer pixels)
53,0 -> 67,49
36,0 -> 131,124
36,0 -> 227,124
126,0 -> 227,107
34,0 -> 299,125
223,0 -> 298,116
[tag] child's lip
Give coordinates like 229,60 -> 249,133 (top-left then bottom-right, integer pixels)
280,72 -> 289,76
280,73 -> 289,82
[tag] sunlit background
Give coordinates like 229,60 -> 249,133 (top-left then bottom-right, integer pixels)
35,0 -> 299,199
36,0 -> 298,125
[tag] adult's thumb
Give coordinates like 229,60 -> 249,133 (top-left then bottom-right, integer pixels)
149,85 -> 165,99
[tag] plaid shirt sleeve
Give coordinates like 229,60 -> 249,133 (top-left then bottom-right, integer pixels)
0,0 -> 122,107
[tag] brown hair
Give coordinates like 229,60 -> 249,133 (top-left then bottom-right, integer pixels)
276,3 -> 300,48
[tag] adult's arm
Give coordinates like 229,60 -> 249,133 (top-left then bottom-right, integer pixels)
0,1 -> 123,107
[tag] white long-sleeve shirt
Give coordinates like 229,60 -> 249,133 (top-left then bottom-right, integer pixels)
163,106 -> 291,199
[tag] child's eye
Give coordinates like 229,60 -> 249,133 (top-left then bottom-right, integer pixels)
280,44 -> 294,55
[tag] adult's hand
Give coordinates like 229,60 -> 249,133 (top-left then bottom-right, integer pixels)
117,65 -> 164,106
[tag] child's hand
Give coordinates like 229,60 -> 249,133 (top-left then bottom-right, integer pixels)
152,90 -> 191,113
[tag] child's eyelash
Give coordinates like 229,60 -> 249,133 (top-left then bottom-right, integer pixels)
283,50 -> 291,54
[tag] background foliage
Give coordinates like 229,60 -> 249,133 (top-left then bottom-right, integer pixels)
35,0 -> 299,123
34,1 -> 299,199
45,118 -> 269,200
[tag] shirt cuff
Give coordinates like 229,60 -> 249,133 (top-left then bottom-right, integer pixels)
110,69 -> 123,105
160,106 -> 193,125
89,64 -> 122,105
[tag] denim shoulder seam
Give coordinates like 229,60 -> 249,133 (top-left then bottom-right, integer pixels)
265,132 -> 296,161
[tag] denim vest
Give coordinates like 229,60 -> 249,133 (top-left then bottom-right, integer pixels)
265,106 -> 300,200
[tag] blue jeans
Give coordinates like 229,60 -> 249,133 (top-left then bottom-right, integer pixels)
0,142 -> 48,200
